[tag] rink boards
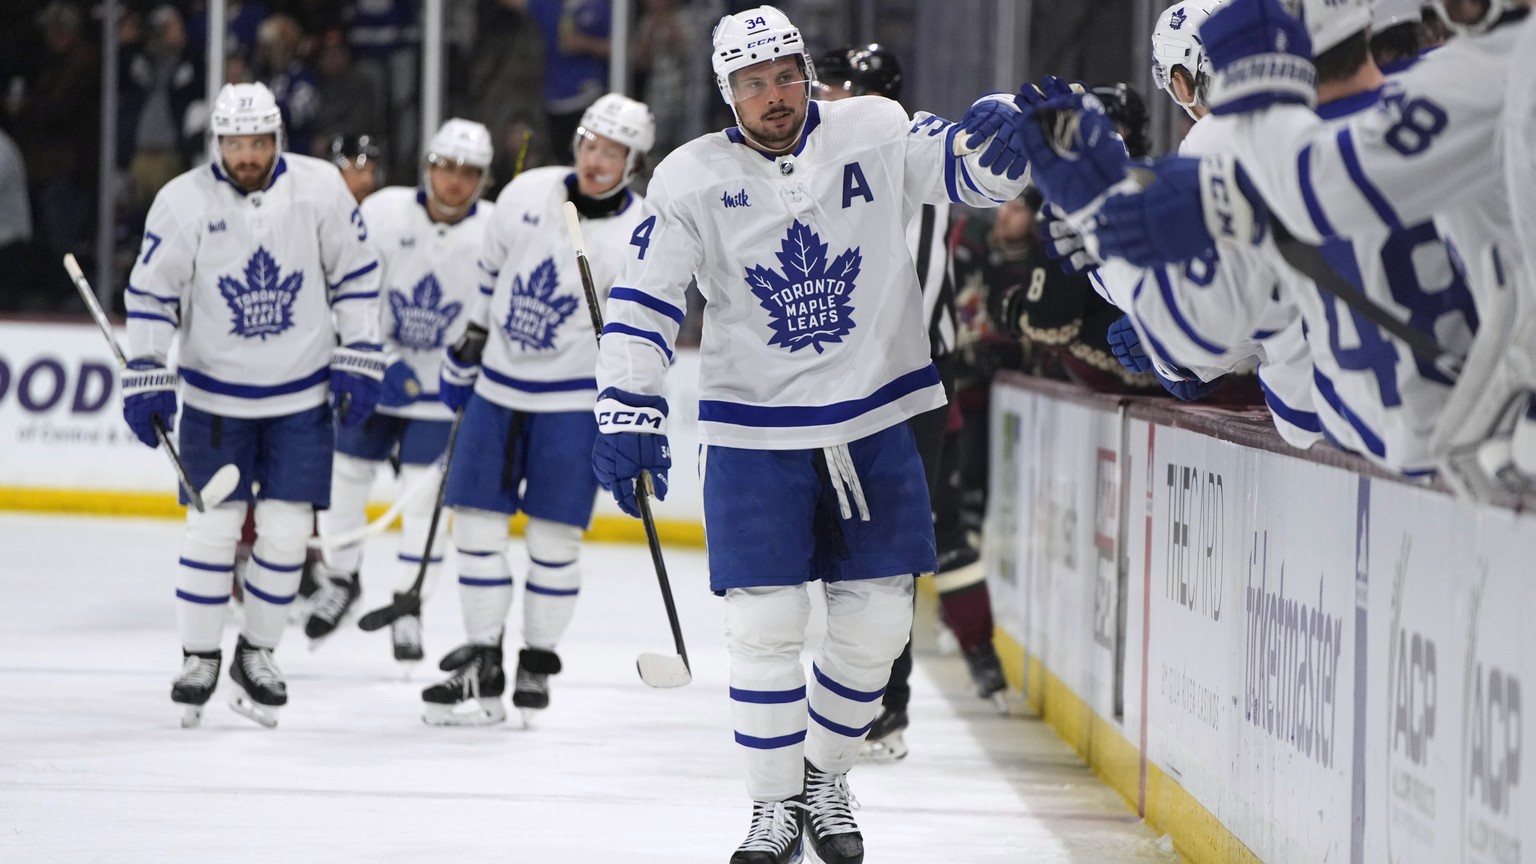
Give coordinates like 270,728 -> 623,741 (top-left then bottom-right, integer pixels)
0,319 -> 706,545
987,371 -> 1534,864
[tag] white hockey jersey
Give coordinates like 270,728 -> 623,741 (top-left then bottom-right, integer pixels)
471,166 -> 645,413
595,97 -> 1028,450
360,186 -> 494,421
125,154 -> 381,418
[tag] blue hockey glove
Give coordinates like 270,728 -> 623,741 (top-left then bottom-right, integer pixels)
957,93 -> 1022,160
379,360 -> 422,409
1203,0 -> 1315,115
1040,203 -> 1101,275
1157,366 -> 1216,402
330,343 -> 386,427
1014,88 -> 1129,213
439,322 -> 486,412
1106,316 -> 1154,375
592,387 -> 671,519
121,358 -> 178,448
1098,154 -> 1267,267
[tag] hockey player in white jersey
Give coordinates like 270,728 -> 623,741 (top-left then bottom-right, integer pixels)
306,119 -> 496,663
418,94 -> 653,727
121,82 -> 385,727
589,7 -> 1033,863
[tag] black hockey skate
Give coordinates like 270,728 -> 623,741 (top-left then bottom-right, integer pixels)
803,760 -> 863,864
229,637 -> 286,728
964,643 -> 1008,709
421,643 -> 506,726
511,648 -> 561,725
304,569 -> 360,644
858,708 -> 909,763
731,798 -> 804,864
392,613 -> 424,664
171,648 -> 222,729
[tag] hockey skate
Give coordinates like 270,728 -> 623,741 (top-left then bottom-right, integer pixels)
731,798 -> 804,864
171,649 -> 221,728
228,637 -> 286,728
421,643 -> 506,726
857,708 -> 909,763
963,643 -> 1009,712
304,568 -> 360,646
511,648 -> 561,726
803,760 -> 863,864
392,613 -> 424,666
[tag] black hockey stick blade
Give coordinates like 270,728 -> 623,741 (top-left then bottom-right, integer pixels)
357,590 -> 421,632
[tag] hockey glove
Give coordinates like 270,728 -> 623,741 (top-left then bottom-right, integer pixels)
1013,87 -> 1129,214
1203,0 -> 1315,115
121,358 -> 178,448
957,93 -> 1023,165
439,322 -> 487,412
1040,203 -> 1101,275
380,359 -> 422,409
1097,154 -> 1267,267
330,343 -> 387,427
592,387 -> 671,519
1106,315 -> 1155,375
1156,366 -> 1216,402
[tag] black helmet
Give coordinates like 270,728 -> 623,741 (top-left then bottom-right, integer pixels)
1090,82 -> 1150,159
817,44 -> 904,100
328,133 -> 382,169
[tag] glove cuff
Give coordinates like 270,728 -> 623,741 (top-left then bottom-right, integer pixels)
595,388 -> 668,435
1208,54 -> 1316,115
1198,155 -> 1267,248
331,345 -> 387,381
121,365 -> 178,395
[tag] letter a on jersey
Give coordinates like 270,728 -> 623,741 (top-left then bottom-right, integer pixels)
842,162 -> 874,209
504,257 -> 577,350
390,274 -> 463,351
745,220 -> 861,354
219,246 -> 302,339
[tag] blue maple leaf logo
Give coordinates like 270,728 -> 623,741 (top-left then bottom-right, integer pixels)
389,274 -> 462,351
218,246 -> 301,339
745,221 -> 860,354
503,257 -> 578,350
1169,7 -> 1187,29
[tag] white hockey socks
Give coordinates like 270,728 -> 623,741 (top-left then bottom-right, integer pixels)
725,584 -> 812,802
452,507 -> 511,644
521,517 -> 582,650
242,500 -> 313,649
394,463 -> 447,596
317,452 -> 375,575
176,502 -> 245,653
807,575 -> 914,776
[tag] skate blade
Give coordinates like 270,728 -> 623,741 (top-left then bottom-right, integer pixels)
858,732 -> 909,764
422,699 -> 507,726
229,691 -> 281,728
519,708 -> 539,729
395,659 -> 421,681
990,691 -> 1011,715
180,704 -> 204,729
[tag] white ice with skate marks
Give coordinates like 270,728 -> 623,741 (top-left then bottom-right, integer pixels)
0,514 -> 1183,863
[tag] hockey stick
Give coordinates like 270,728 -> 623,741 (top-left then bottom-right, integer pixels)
307,465 -> 440,550
356,407 -> 464,632
563,201 -> 691,688
63,254 -> 240,512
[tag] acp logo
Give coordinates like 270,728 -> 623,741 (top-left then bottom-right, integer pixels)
0,354 -> 116,415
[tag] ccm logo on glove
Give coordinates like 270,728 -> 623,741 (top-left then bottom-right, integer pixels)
596,399 -> 666,433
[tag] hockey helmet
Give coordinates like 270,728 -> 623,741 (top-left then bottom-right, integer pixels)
1287,0 -> 1373,55
817,44 -> 904,100
211,82 -> 283,143
329,133 -> 382,170
1371,0 -> 1426,29
1151,0 -> 1228,119
1428,0 -> 1513,34
572,94 -> 655,196
1090,82 -> 1151,159
423,118 -> 493,215
711,5 -> 814,108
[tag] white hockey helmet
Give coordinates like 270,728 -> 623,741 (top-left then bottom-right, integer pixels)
423,118 -> 493,216
209,82 -> 284,183
1428,0 -> 1513,34
1287,0 -> 1373,55
710,5 -> 814,108
1151,0 -> 1228,119
573,93 -> 656,194
1371,0 -> 1425,30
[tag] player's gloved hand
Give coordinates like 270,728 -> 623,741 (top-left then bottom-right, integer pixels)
1099,153 -> 1267,267
1204,0 -> 1315,115
1106,315 -> 1155,374
592,387 -> 671,519
121,358 -> 178,448
330,343 -> 386,427
957,93 -> 1023,164
379,359 -> 422,409
1014,87 -> 1129,213
1156,366 -> 1216,402
1040,203 -> 1101,274
439,322 -> 487,412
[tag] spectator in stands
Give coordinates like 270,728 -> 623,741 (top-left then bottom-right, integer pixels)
187,0 -> 271,68
7,1 -> 99,293
468,0 -> 547,175
518,0 -> 611,163
313,29 -> 382,157
122,5 -> 202,212
345,0 -> 419,182
631,0 -> 691,161
257,14 -> 321,156
0,125 -> 37,313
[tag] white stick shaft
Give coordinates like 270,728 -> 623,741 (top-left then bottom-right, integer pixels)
64,254 -> 129,367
